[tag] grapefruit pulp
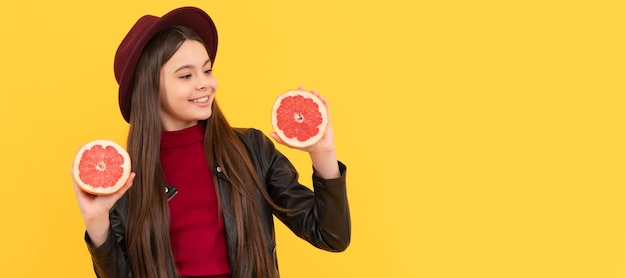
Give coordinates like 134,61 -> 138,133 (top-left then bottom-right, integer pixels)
73,140 -> 131,195
271,90 -> 328,148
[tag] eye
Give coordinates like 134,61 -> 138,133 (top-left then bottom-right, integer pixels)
179,74 -> 192,79
205,69 -> 213,75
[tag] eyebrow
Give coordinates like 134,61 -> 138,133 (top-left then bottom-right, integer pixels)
173,59 -> 212,73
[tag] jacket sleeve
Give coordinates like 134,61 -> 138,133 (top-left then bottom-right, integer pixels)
84,199 -> 133,278
250,129 -> 351,252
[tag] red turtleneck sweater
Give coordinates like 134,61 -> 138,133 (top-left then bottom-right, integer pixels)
160,124 -> 230,277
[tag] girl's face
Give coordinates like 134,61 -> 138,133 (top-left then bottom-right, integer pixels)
159,40 -> 217,131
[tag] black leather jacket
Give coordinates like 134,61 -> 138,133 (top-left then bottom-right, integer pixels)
85,128 -> 351,277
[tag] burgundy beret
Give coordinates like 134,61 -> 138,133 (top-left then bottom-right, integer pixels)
114,6 -> 218,122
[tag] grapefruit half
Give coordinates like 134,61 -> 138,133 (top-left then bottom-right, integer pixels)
73,140 -> 131,195
271,90 -> 328,148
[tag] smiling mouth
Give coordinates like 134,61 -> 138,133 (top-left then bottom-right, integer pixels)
191,96 -> 210,103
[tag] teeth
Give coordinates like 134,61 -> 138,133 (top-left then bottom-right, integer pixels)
192,96 -> 209,103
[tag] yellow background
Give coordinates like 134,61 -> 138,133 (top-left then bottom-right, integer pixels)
1,0 -> 625,277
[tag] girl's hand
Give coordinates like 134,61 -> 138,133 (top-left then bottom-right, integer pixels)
71,151 -> 135,247
271,86 -> 340,179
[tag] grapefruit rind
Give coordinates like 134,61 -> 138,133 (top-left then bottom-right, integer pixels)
271,90 -> 328,148
73,139 -> 131,195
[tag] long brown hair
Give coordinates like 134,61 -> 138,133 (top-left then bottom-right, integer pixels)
126,25 -> 281,277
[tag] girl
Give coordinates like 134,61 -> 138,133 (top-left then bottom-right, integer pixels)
71,6 -> 350,278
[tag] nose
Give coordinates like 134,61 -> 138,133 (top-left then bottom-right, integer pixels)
197,73 -> 215,91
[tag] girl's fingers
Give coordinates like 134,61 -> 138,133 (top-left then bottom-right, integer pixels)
296,86 -> 327,106
270,132 -> 285,145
